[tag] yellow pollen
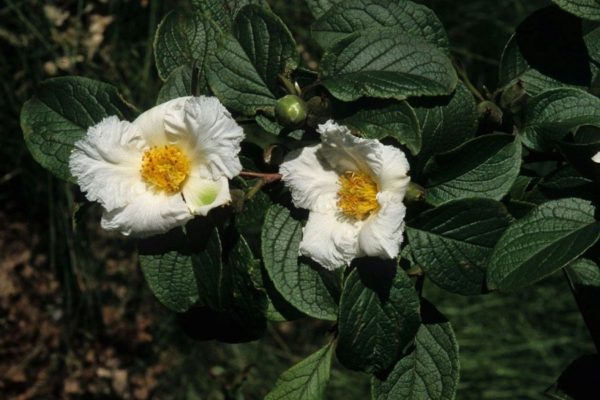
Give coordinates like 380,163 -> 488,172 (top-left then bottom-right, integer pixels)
140,145 -> 191,194
337,171 -> 379,220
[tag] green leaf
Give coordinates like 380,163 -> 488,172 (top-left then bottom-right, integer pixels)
156,65 -> 195,104
522,88 -> 600,151
342,101 -> 421,155
192,228 -> 229,309
565,259 -> 600,349
304,0 -> 341,19
567,258 -> 600,287
207,33 -> 277,115
206,6 -> 298,116
153,8 -> 221,81
265,342 -> 334,400
424,134 -> 522,205
407,199 -> 513,295
337,261 -> 421,373
372,301 -> 459,400
487,198 -> 600,291
193,229 -> 266,315
234,5 -> 298,94
312,0 -> 448,50
139,251 -> 199,313
261,205 -> 338,320
319,28 -> 457,102
20,76 -> 136,182
190,0 -> 270,31
551,0 -> 600,21
411,82 -> 478,169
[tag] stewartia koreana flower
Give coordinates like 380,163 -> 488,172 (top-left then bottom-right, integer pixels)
279,121 -> 410,270
593,152 -> 600,163
69,96 -> 243,237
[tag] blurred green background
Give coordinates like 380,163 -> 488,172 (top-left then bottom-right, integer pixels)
0,0 -> 594,399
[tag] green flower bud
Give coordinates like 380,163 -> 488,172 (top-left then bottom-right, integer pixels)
275,95 -> 307,128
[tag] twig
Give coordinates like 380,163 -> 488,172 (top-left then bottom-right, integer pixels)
454,59 -> 486,102
239,171 -> 282,183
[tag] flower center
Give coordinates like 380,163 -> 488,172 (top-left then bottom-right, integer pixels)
337,171 -> 379,220
140,145 -> 191,194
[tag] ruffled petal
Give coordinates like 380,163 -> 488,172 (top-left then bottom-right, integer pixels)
100,192 -> 192,237
69,116 -> 146,211
169,97 -> 244,179
132,97 -> 191,146
358,191 -> 406,259
318,120 -> 384,176
182,175 -> 231,216
280,145 -> 339,212
378,145 -> 411,195
593,151 -> 600,163
299,211 -> 361,270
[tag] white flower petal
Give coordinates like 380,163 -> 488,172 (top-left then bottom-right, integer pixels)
100,192 -> 192,237
593,151 -> 600,163
182,175 -> 231,216
299,211 -> 361,270
175,96 -> 244,179
358,191 -> 406,259
378,145 -> 411,196
132,97 -> 191,146
280,145 -> 339,212
318,120 -> 384,176
69,116 -> 146,211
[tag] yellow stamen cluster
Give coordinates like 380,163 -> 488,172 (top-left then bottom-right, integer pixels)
140,145 -> 191,194
337,171 -> 379,220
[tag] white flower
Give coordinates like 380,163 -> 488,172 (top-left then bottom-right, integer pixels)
279,121 -> 410,270
593,151 -> 600,163
69,96 -> 244,237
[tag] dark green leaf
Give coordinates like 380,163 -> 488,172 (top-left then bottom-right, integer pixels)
522,88 -> 600,150
407,199 -> 513,295
20,76 -> 136,181
304,0 -> 341,19
207,33 -> 277,115
139,251 -> 199,313
320,29 -> 457,102
411,83 -> 478,170
487,198 -> 600,291
234,5 -> 298,93
565,259 -> 600,350
156,65 -> 195,104
551,0 -> 600,21
342,101 -> 421,155
425,134 -> 522,205
265,343 -> 334,400
190,0 -> 270,31
154,8 -> 221,81
372,301 -> 459,400
312,0 -> 448,50
261,205 -> 338,320
337,261 -> 421,373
